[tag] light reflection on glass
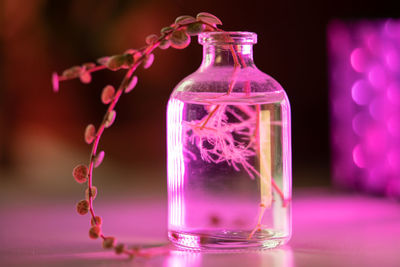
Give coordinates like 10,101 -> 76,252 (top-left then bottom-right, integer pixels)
164,250 -> 202,267
164,246 -> 293,267
167,98 -> 186,228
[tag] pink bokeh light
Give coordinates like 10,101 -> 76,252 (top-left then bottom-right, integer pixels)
351,80 -> 371,105
350,48 -> 369,72
328,19 -> 400,199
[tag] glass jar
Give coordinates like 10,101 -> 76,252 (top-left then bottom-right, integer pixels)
167,31 -> 291,249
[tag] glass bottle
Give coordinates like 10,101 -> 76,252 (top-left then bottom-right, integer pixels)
167,31 -> 291,249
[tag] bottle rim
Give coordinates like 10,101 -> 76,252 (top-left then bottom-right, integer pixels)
198,31 -> 257,45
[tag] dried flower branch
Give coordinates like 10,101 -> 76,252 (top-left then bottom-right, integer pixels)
54,12 -> 226,258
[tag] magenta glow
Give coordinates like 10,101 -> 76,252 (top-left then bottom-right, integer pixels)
328,19 -> 400,199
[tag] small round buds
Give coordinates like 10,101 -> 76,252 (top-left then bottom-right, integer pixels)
124,76 -> 138,94
80,71 -> 92,84
143,54 -> 154,69
91,216 -> 102,226
93,151 -> 105,168
175,15 -> 196,25
115,243 -> 125,254
186,22 -> 206,36
77,199 -> 90,215
73,164 -> 88,183
105,54 -> 133,71
62,66 -> 82,79
97,56 -> 109,65
103,237 -> 116,249
104,110 -> 116,128
124,49 -> 137,55
89,226 -> 101,239
84,124 -> 96,144
82,62 -> 96,70
160,26 -> 173,35
85,186 -> 97,200
170,29 -> 190,49
158,39 -> 170,50
196,12 -> 222,26
101,85 -> 115,104
133,51 -> 142,63
145,34 -> 159,45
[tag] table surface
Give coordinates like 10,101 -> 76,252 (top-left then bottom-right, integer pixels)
1,188 -> 399,267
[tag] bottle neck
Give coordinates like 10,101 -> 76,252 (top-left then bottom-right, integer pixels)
200,44 -> 255,70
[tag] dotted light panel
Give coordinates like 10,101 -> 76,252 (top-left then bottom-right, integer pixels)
328,19 -> 400,199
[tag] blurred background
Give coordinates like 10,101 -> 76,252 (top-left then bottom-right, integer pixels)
0,0 -> 399,201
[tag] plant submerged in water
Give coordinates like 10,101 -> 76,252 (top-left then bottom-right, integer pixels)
53,12 -> 288,258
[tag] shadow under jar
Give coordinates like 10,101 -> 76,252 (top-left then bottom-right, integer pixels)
167,31 -> 292,250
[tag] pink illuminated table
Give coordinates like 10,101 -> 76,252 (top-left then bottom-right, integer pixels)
0,188 -> 399,267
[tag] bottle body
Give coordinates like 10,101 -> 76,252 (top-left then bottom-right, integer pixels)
167,32 -> 291,249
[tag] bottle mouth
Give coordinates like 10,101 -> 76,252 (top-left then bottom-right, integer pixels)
198,31 -> 257,45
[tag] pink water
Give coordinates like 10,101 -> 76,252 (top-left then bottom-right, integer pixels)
167,91 -> 291,249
